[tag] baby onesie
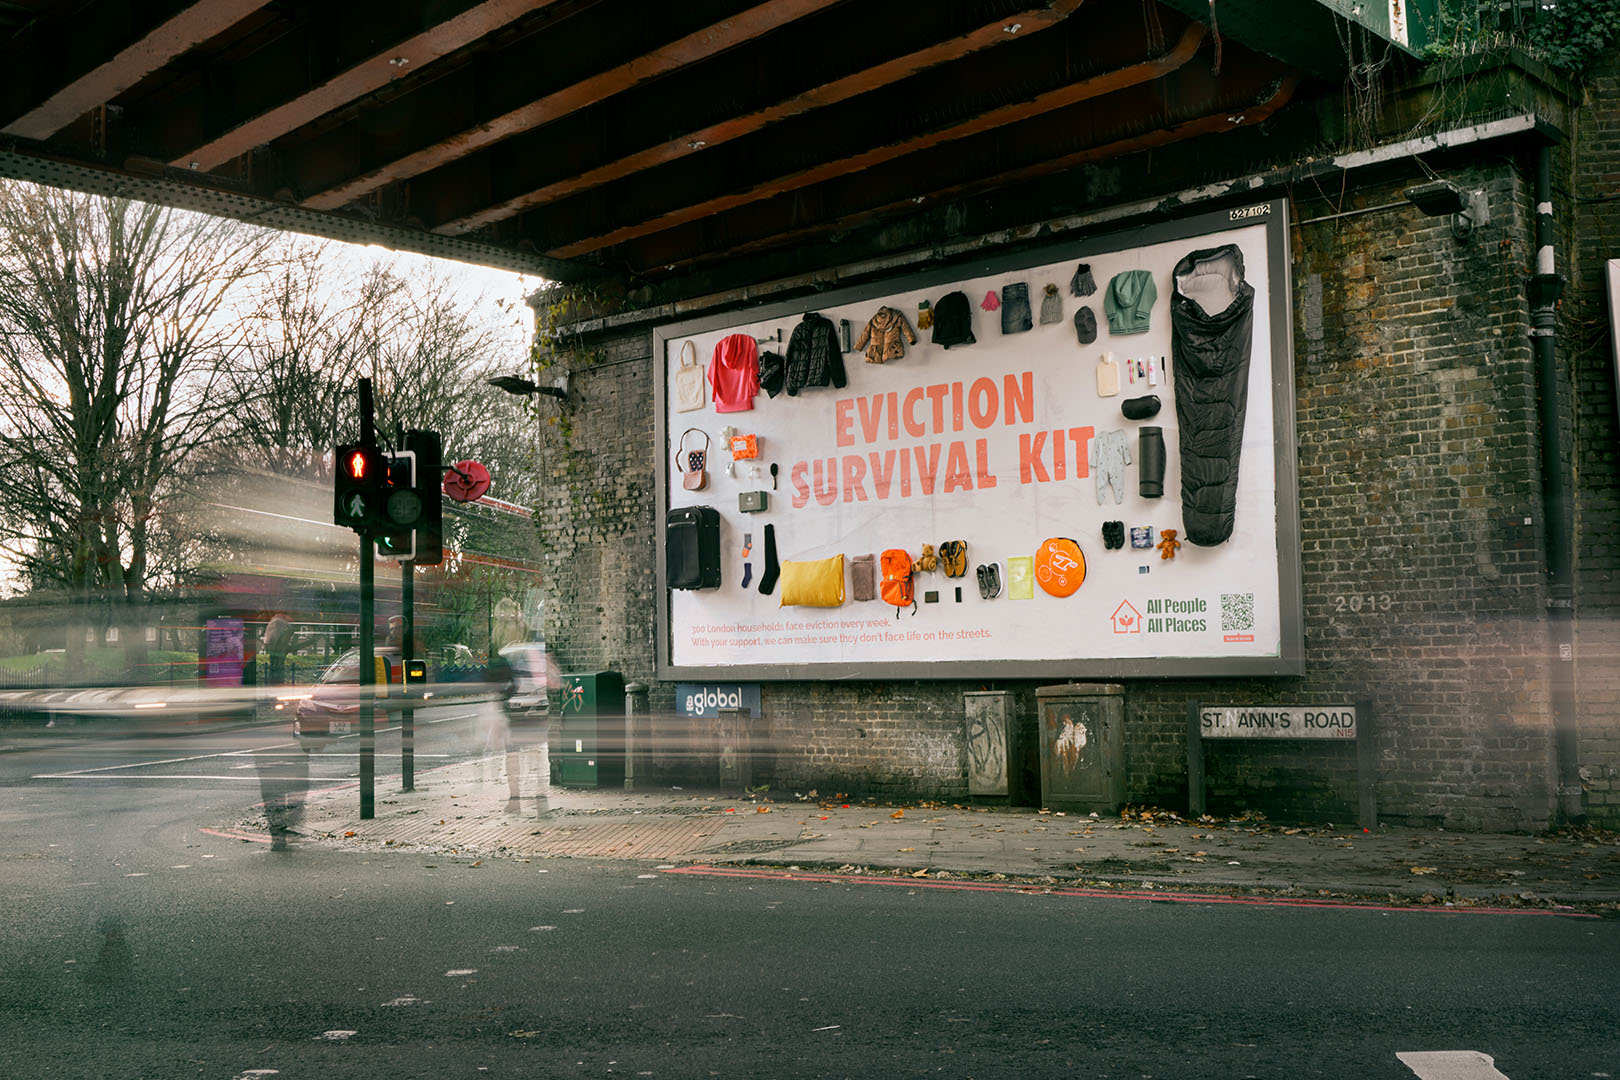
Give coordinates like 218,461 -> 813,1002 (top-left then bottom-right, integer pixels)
1089,429 -> 1133,505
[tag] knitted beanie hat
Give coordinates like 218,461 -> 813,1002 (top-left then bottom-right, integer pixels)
1039,283 -> 1062,325
931,291 -> 976,349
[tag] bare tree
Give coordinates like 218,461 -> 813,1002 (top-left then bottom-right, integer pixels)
0,183 -> 277,653
219,250 -> 536,507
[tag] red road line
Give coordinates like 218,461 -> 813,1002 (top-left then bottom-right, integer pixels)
663,865 -> 1600,919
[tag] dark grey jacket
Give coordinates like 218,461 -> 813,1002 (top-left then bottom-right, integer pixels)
785,313 -> 847,395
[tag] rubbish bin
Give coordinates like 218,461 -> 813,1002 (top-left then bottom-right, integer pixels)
552,671 -> 625,788
1035,683 -> 1125,813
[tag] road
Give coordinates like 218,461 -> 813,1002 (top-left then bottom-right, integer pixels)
1,715 -> 1616,1079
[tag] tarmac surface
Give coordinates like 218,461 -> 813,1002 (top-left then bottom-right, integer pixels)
251,747 -> 1620,915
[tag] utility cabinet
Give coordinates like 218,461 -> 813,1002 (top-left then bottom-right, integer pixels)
1035,683 -> 1126,813
553,671 -> 625,788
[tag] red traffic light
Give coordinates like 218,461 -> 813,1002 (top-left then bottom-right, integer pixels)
345,449 -> 369,479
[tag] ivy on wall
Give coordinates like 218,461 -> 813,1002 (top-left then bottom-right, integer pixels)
1422,0 -> 1620,75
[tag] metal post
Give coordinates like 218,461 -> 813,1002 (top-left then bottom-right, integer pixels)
357,378 -> 376,821
359,530 -> 375,820
400,562 -> 414,792
1186,700 -> 1204,817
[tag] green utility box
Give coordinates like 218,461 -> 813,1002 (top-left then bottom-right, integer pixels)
552,671 -> 625,788
1035,683 -> 1126,813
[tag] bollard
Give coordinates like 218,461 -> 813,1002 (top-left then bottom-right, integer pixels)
623,682 -> 649,789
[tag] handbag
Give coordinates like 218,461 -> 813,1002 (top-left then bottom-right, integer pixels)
678,428 -> 709,491
672,340 -> 705,413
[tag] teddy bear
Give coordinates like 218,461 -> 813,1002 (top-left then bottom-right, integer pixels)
913,543 -> 938,574
1156,529 -> 1181,561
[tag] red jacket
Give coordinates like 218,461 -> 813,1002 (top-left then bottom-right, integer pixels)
708,334 -> 759,412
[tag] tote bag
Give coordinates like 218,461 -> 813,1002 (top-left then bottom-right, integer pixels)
672,340 -> 705,413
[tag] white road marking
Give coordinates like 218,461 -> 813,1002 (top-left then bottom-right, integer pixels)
231,1070 -> 281,1079
1398,1050 -> 1512,1079
380,996 -> 419,1007
316,1030 -> 357,1041
445,969 -> 476,976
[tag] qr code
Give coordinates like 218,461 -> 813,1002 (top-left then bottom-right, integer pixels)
1221,593 -> 1255,632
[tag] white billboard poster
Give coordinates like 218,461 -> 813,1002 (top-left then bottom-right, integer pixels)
655,202 -> 1301,680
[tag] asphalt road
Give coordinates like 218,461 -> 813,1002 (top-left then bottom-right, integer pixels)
2,719 -> 1616,1080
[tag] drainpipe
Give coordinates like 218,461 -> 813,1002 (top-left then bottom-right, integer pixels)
1526,143 -> 1582,823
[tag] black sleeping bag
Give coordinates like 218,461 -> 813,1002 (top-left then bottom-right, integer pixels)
1170,244 -> 1256,547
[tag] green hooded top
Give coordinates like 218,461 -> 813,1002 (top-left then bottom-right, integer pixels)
1103,269 -> 1158,335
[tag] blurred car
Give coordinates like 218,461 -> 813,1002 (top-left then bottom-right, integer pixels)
293,648 -> 403,738
499,641 -> 552,718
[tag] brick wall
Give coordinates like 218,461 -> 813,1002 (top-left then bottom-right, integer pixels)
535,151 -> 1606,831
1570,58 -> 1620,827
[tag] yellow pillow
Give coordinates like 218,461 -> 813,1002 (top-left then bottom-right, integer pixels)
778,555 -> 845,607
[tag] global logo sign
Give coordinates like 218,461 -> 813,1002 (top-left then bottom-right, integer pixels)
676,683 -> 761,719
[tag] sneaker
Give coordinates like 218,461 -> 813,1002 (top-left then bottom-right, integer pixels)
976,564 -> 992,600
987,561 -> 1003,599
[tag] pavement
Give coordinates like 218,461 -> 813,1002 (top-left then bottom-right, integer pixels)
249,747 -> 1620,914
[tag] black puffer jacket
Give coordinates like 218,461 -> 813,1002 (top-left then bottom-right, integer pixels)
785,312 -> 846,395
1170,244 -> 1256,547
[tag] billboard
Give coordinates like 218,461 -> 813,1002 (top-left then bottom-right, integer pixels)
654,203 -> 1300,680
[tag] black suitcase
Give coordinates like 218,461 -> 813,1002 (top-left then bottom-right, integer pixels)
666,506 -> 721,589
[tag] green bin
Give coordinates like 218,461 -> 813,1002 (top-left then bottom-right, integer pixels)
552,671 -> 625,788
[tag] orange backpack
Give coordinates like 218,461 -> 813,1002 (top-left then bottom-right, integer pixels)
880,548 -> 915,616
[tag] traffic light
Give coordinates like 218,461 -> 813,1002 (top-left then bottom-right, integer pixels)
402,429 -> 443,565
374,450 -> 422,562
334,443 -> 388,531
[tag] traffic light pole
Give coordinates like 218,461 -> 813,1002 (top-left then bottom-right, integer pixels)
357,379 -> 376,821
400,562 -> 414,792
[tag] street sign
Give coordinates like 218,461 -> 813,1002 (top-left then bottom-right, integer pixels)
1198,704 -> 1357,739
444,459 -> 491,502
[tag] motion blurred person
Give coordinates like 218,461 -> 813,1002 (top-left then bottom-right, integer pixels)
257,739 -> 311,851
478,652 -> 521,804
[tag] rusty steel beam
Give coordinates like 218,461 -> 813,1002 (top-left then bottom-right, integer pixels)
300,0 -> 856,212
429,0 -> 1089,235
170,0 -> 554,171
545,21 -> 1207,260
1,0 -> 274,141
635,73 -> 1303,276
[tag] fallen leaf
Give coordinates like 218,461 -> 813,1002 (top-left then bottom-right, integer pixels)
756,807 -> 771,814
890,810 -> 905,819
898,848 -> 916,853
344,831 -> 357,838
1411,866 -> 1438,875
1284,828 -> 1301,835
911,868 -> 928,877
